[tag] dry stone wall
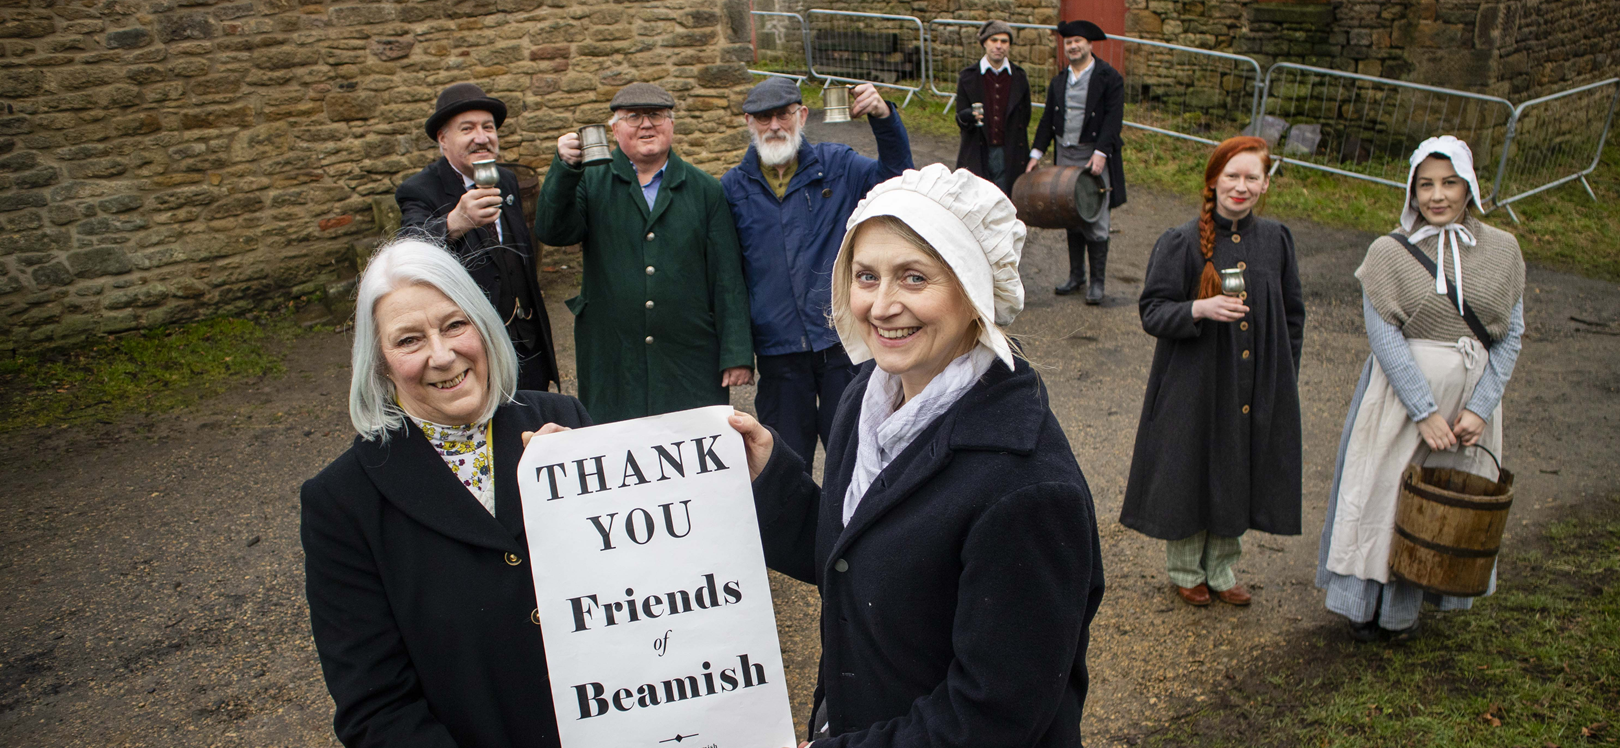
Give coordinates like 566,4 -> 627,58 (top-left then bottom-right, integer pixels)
0,0 -> 756,352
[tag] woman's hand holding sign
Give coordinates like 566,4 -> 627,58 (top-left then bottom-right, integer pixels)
520,422 -> 572,448
727,410 -> 775,481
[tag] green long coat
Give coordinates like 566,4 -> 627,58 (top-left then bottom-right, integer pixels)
534,148 -> 753,424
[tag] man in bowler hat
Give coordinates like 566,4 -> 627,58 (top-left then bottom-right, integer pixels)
1028,19 -> 1128,304
395,82 -> 559,390
954,20 -> 1031,196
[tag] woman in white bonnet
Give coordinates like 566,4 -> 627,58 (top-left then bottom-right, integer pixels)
1316,135 -> 1526,642
729,164 -> 1105,747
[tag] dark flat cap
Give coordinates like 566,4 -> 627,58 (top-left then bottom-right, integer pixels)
1057,19 -> 1106,41
425,83 -> 507,138
978,20 -> 1014,44
742,77 -> 803,115
609,82 -> 676,111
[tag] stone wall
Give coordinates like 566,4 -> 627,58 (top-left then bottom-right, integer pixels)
0,0 -> 756,352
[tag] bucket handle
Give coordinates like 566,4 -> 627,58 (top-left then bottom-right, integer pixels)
1422,443 -> 1503,481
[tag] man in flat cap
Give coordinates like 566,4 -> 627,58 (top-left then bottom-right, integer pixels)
954,20 -> 1031,196
1028,19 -> 1128,304
720,78 -> 912,470
395,82 -> 559,390
535,82 -> 753,423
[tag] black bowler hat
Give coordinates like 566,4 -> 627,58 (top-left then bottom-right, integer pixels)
1057,19 -> 1107,41
424,83 -> 508,139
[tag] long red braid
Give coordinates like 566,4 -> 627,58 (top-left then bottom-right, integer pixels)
1196,136 -> 1273,300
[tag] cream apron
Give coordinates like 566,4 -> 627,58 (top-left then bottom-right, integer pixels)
1326,337 -> 1503,582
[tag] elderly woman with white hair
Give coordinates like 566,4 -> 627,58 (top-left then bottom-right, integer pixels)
1317,136 -> 1526,642
728,164 -> 1106,747
300,238 -> 588,748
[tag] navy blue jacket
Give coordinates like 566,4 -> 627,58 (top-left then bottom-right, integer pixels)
721,105 -> 913,357
753,357 -> 1106,748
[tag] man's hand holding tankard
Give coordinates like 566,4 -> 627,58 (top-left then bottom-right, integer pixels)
848,83 -> 891,119
557,132 -> 584,167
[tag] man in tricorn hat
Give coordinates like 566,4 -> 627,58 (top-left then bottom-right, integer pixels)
395,82 -> 559,390
721,77 -> 912,470
535,82 -> 754,423
954,19 -> 1032,196
1028,19 -> 1128,304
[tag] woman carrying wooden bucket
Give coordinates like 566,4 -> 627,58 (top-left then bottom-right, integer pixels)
1316,135 -> 1526,642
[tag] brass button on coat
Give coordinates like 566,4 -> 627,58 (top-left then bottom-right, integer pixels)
645,265 -> 655,275
1231,234 -> 1242,243
645,232 -> 655,241
530,608 -> 541,625
834,559 -> 849,572
645,300 -> 655,309
504,552 -> 522,566
1240,321 -> 1249,331
1242,404 -> 1251,414
645,336 -> 654,344
1239,291 -> 1248,300
1242,350 -> 1251,359
1237,261 -> 1247,269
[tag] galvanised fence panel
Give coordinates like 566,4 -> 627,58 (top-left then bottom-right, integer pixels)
1490,77 -> 1619,221
1114,35 -> 1264,146
806,9 -> 927,106
1257,63 -> 1516,192
749,11 -> 811,83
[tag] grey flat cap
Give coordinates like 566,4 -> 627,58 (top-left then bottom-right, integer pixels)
609,82 -> 675,111
978,20 -> 1013,43
742,77 -> 803,115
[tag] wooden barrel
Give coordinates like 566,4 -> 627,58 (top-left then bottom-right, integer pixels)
1011,166 -> 1084,229
1388,453 -> 1515,597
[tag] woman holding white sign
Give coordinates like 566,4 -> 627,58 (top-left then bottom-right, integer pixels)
301,238 -> 586,748
729,164 -> 1107,747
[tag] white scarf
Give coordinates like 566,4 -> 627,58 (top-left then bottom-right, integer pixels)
842,346 -> 998,526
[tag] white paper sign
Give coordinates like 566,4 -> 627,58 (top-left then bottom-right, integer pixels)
518,405 -> 796,748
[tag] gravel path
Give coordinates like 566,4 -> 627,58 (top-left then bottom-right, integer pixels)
2,118 -> 1616,747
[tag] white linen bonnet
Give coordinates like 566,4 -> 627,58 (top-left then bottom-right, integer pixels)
832,164 -> 1026,369
1400,135 -> 1482,232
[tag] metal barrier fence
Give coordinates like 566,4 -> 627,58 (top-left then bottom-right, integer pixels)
1256,63 -> 1516,193
1115,36 -> 1263,146
925,20 -> 1060,111
806,9 -> 927,106
749,11 -> 811,83
1489,77 -> 1619,221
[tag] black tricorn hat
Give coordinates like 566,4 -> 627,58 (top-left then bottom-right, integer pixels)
1057,19 -> 1107,41
425,83 -> 508,139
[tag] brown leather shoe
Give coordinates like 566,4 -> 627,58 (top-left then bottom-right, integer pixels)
1175,583 -> 1212,606
1214,584 -> 1252,606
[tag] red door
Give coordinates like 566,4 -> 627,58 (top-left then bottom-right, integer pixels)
1058,0 -> 1126,71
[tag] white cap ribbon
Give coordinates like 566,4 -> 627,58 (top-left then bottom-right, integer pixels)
1407,221 -> 1476,315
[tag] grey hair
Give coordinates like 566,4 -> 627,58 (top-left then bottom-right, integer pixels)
608,108 -> 674,127
349,237 -> 519,441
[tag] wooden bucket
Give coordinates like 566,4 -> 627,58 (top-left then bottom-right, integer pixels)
1389,446 -> 1514,597
1011,166 -> 1107,228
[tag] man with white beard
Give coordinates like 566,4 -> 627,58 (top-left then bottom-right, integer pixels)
721,77 -> 913,470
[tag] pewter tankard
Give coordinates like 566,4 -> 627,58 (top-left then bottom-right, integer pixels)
578,124 -> 613,166
822,85 -> 851,123
1219,267 -> 1247,297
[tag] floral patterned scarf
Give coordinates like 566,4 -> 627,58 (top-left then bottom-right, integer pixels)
412,417 -> 495,516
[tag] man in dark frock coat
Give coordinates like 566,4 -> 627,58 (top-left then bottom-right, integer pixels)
954,20 -> 1031,196
1029,20 -> 1127,304
396,83 -> 559,391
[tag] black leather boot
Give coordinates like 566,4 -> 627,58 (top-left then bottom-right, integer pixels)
1084,239 -> 1108,304
1055,231 -> 1085,295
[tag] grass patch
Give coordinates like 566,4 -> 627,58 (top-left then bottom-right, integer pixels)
0,312 -> 304,433
832,80 -> 1620,281
1140,497 -> 1620,748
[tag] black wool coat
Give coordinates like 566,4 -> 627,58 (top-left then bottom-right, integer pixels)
753,357 -> 1106,748
953,63 -> 1032,183
301,391 -> 592,748
1120,214 -> 1305,540
396,158 -> 560,389
1031,59 -> 1128,209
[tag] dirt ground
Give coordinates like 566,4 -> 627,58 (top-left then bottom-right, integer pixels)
2,117 -> 1617,748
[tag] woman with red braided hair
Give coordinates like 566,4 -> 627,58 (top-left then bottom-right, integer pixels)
1120,136 -> 1306,608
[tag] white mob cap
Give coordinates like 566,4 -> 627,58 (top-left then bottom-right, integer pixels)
833,163 -> 1026,369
